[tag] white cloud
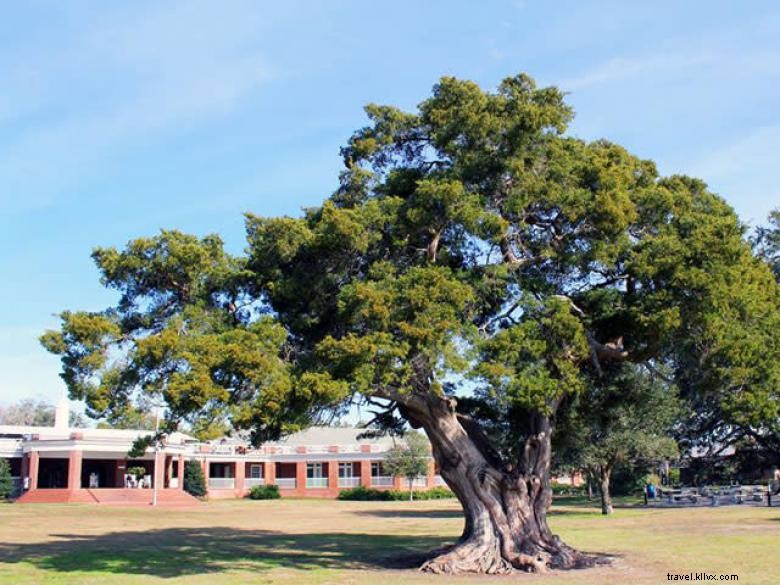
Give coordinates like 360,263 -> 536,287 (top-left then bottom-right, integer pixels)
559,53 -> 710,91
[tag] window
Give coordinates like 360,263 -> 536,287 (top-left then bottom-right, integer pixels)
307,463 -> 324,478
371,462 -> 385,477
249,464 -> 263,479
338,462 -> 354,478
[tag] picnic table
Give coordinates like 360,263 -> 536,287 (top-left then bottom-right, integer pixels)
660,488 -> 699,504
658,485 -> 768,506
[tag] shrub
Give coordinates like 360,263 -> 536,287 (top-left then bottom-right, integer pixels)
338,486 -> 455,501
0,459 -> 12,500
249,484 -> 280,500
338,486 -> 392,500
183,460 -> 207,497
413,486 -> 455,500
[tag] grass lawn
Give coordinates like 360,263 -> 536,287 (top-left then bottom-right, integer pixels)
0,496 -> 778,585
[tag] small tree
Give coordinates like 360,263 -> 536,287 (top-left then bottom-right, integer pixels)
183,460 -> 207,497
0,459 -> 13,500
383,432 -> 430,501
556,365 -> 680,514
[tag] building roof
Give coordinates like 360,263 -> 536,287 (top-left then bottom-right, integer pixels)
264,426 -> 398,447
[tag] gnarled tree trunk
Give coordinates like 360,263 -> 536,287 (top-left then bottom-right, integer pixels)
401,394 -> 592,574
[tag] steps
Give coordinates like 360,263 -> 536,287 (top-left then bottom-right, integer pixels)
16,488 -> 200,507
16,488 -> 97,504
156,489 -> 202,507
88,488 -> 153,505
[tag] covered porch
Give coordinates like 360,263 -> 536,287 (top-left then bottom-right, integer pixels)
22,449 -> 187,492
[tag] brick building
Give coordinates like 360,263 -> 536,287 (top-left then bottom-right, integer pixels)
0,400 -> 443,505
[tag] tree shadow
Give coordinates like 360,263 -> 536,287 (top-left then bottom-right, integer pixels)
355,505 -> 610,519
0,527 -> 450,578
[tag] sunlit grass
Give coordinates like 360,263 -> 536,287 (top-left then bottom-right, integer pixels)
0,497 -> 777,584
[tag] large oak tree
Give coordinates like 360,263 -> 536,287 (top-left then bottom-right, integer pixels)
42,73 -> 780,574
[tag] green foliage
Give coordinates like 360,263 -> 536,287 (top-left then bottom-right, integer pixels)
610,466 -> 657,496
39,230 -> 310,444
127,435 -> 155,458
753,208 -> 780,280
554,364 -> 681,478
248,484 -> 280,500
0,459 -> 13,500
183,460 -> 207,497
337,486 -> 454,501
39,71 -> 780,479
337,486 -> 391,500
96,406 -> 157,430
550,482 -> 584,496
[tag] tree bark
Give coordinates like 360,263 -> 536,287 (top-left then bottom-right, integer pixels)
598,465 -> 613,515
400,394 -> 591,574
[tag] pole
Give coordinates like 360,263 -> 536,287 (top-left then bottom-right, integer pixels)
152,407 -> 160,507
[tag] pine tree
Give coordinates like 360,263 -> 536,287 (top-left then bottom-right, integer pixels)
183,460 -> 207,497
0,458 -> 13,500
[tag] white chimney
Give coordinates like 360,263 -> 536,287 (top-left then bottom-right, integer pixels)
54,397 -> 70,430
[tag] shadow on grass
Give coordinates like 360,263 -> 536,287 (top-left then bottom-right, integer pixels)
0,528 -> 451,578
356,507 -> 598,520
351,501 -> 628,521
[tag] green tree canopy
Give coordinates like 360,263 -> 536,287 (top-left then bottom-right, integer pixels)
41,73 -> 780,574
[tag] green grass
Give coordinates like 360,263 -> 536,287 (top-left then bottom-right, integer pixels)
0,497 -> 778,584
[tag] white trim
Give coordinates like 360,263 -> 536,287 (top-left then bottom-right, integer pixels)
338,477 -> 360,488
371,476 -> 393,487
208,477 -> 236,489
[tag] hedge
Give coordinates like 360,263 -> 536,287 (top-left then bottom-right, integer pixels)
337,486 -> 455,501
248,484 -> 281,500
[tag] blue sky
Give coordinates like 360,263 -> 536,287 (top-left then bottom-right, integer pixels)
1,0 -> 779,406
